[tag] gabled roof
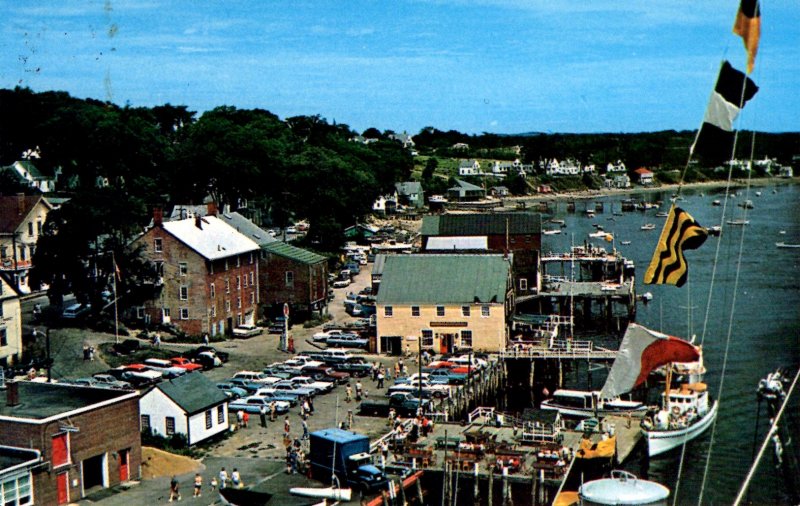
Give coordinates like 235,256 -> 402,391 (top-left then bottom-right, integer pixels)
0,195 -> 51,235
0,272 -> 23,300
395,181 -> 422,196
152,372 -> 228,415
449,179 -> 483,191
2,160 -> 50,180
263,241 -> 326,265
634,167 -> 653,175
161,216 -> 260,261
217,212 -> 277,247
376,254 -> 510,305
421,213 -> 542,237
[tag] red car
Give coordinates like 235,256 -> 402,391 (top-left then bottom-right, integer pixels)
427,361 -> 457,369
170,357 -> 204,372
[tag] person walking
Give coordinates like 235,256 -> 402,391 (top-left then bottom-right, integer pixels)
236,410 -> 244,429
284,416 -> 291,439
377,370 -> 385,389
231,468 -> 242,488
168,476 -> 181,502
260,405 -> 267,427
242,411 -> 249,428
210,476 -> 218,492
203,333 -> 209,346
301,416 -> 309,440
308,396 -> 314,415
345,384 -> 352,402
303,398 -> 311,417
270,401 -> 277,422
192,473 -> 202,498
355,380 -> 363,401
218,467 -> 228,489
153,332 -> 161,348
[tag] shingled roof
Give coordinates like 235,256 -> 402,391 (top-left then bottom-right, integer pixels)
161,215 -> 260,261
375,254 -> 510,305
263,241 -> 326,265
0,195 -> 50,235
153,372 -> 228,415
421,212 -> 541,237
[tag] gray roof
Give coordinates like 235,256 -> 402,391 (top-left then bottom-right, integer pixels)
372,254 -> 387,276
395,182 -> 422,196
0,382 -> 135,420
421,213 -> 542,236
162,216 -> 260,261
449,179 -> 483,191
154,372 -> 228,415
217,212 -> 277,247
426,236 -> 488,250
376,254 -> 510,305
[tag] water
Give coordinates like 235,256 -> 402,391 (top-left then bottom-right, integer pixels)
540,182 -> 800,505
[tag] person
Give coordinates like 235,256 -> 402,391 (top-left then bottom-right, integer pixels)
33,303 -> 42,320
193,473 -> 202,498
203,333 -> 209,345
210,476 -> 218,492
345,384 -> 352,402
242,411 -> 249,428
236,410 -> 244,429
307,397 -> 314,415
168,476 -> 181,502
303,398 -> 311,417
260,405 -> 267,427
355,381 -> 363,401
231,468 -> 242,488
88,346 -> 95,361
219,468 -> 228,489
377,370 -> 385,389
270,401 -> 277,422
405,343 -> 411,357
380,439 -> 389,461
153,332 -> 161,348
388,407 -> 396,426
284,417 -> 291,439
301,416 -> 309,440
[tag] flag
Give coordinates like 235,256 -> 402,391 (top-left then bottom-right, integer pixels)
114,259 -> 122,282
733,0 -> 761,74
644,206 -> 708,287
692,60 -> 758,163
600,324 -> 700,399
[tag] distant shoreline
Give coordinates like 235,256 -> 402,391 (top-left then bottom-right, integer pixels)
507,176 -> 798,203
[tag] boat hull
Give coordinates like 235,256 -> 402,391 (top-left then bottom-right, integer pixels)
644,400 -> 718,457
290,487 -> 353,501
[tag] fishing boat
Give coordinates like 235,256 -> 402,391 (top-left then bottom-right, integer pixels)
641,223 -> 656,231
642,382 -> 718,457
712,200 -> 721,206
543,229 -> 561,235
775,242 -> 800,249
550,219 -> 566,225
738,199 -> 754,209
707,225 -> 722,236
589,231 -> 611,239
540,389 -> 647,418
620,240 -> 631,245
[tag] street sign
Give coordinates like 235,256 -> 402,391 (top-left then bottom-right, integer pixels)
283,303 -> 290,317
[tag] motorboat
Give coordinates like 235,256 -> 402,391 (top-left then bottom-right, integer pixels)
776,242 -> 800,249
540,389 -> 647,418
543,229 -> 561,235
640,223 -> 656,231
290,487 -> 353,501
712,200 -> 721,206
642,383 -> 718,457
726,219 -> 749,226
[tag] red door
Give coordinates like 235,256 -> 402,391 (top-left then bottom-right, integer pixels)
119,449 -> 129,481
439,334 -> 451,354
57,472 -> 69,505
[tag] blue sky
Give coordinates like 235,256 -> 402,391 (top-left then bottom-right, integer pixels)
1,1 -> 798,135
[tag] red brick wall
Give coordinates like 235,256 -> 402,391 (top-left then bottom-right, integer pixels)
259,255 -> 327,314
134,226 -> 258,336
487,233 -> 541,252
0,397 -> 141,505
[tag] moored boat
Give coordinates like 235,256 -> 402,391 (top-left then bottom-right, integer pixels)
290,487 -> 353,501
776,242 -> 800,249
726,219 -> 749,225
641,223 -> 656,231
540,389 -> 647,418
642,383 -> 718,457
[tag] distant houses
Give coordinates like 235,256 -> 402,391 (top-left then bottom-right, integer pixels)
634,167 -> 654,185
0,195 -> 53,293
0,160 -> 57,193
447,179 -> 485,202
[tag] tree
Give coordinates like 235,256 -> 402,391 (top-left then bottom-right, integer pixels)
422,158 -> 438,181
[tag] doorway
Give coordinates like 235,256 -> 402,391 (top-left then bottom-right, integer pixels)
438,333 -> 455,354
118,449 -> 130,482
81,453 -> 107,494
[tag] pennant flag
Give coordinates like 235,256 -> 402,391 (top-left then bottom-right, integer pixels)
600,324 -> 701,400
733,0 -> 761,74
644,206 -> 708,287
692,61 -> 758,163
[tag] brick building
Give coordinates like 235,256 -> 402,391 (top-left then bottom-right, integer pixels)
133,208 -> 260,337
0,381 -> 141,505
260,242 -> 328,318
420,212 -> 541,252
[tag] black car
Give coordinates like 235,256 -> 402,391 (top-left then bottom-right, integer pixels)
189,346 -> 229,363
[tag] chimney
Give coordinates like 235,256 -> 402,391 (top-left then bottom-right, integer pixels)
17,193 -> 25,215
153,207 -> 163,226
207,202 -> 217,217
195,215 -> 203,230
6,381 -> 20,407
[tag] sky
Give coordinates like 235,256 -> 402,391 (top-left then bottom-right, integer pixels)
1,1 -> 798,135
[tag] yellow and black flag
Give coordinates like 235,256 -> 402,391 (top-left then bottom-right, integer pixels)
644,206 -> 708,287
733,0 -> 760,74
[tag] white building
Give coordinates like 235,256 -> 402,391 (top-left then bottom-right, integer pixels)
605,160 -> 627,174
458,160 -> 482,176
139,373 -> 229,446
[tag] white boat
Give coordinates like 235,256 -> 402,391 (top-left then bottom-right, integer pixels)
776,242 -> 800,249
549,219 -> 566,225
543,229 -> 561,235
641,223 -> 656,231
755,191 -> 762,196
540,389 -> 647,418
712,200 -> 721,206
620,240 -> 632,245
589,231 -> 611,239
707,225 -> 721,236
726,219 -> 749,226
738,199 -> 754,209
643,383 -> 718,457
655,211 -> 669,218
290,487 -> 353,501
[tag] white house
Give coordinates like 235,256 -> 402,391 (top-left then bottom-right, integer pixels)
0,273 -> 23,366
139,373 -> 229,446
458,160 -> 481,176
372,193 -> 398,215
605,160 -> 627,174
634,168 -> 655,185
544,158 -> 582,176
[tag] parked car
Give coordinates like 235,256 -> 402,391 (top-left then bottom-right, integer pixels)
291,376 -> 335,394
109,364 -> 162,386
227,378 -> 263,393
253,389 -> 299,406
216,382 -> 248,399
66,377 -> 98,387
91,373 -> 132,389
62,303 -> 91,319
232,324 -> 263,338
187,346 -> 229,363
302,366 -> 351,384
333,278 -> 351,288
229,396 -> 290,415
232,371 -> 275,384
326,334 -> 370,349
143,358 -> 188,379
344,262 -> 361,275
170,357 -> 204,372
388,379 -> 451,399
270,380 -> 317,397
312,329 -> 359,343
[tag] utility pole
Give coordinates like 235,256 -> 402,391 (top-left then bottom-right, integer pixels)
46,329 -> 51,383
417,335 -> 423,405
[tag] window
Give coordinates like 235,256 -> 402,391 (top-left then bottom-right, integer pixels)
179,262 -> 188,276
249,253 -> 254,265
136,307 -> 145,319
224,259 -> 229,271
236,314 -> 242,326
154,238 -> 163,253
210,283 -> 216,298
141,414 -> 151,430
205,410 -> 213,429
179,308 -> 189,320
0,329 -> 6,347
249,272 -> 254,285
285,271 -> 294,287
236,256 -> 241,267
179,286 -> 188,300
1,474 -> 32,506
250,292 -> 255,304
237,276 -> 241,290
217,405 -> 225,424
519,278 -> 528,291
461,330 -> 473,348
462,306 -> 471,317
52,433 -> 69,467
225,279 -> 230,293
225,300 -> 231,312
37,221 -> 43,235
242,275 -> 247,288
384,306 -> 393,317
421,330 -> 434,348
411,306 -> 420,317
436,306 -> 445,317
165,417 -> 175,435
481,305 -> 490,317
28,222 -> 33,236
211,305 -> 217,317
237,296 -> 241,309
163,308 -> 171,318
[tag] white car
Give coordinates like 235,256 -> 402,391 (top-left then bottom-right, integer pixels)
232,324 -> 263,337
388,380 -> 451,398
333,278 -> 351,288
284,357 -> 324,370
449,355 -> 488,370
312,329 -> 358,343
292,376 -> 334,393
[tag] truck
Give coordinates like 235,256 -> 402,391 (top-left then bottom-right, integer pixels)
308,429 -> 388,494
359,392 -> 433,417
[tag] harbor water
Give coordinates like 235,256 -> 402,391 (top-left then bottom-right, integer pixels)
538,182 -> 800,505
